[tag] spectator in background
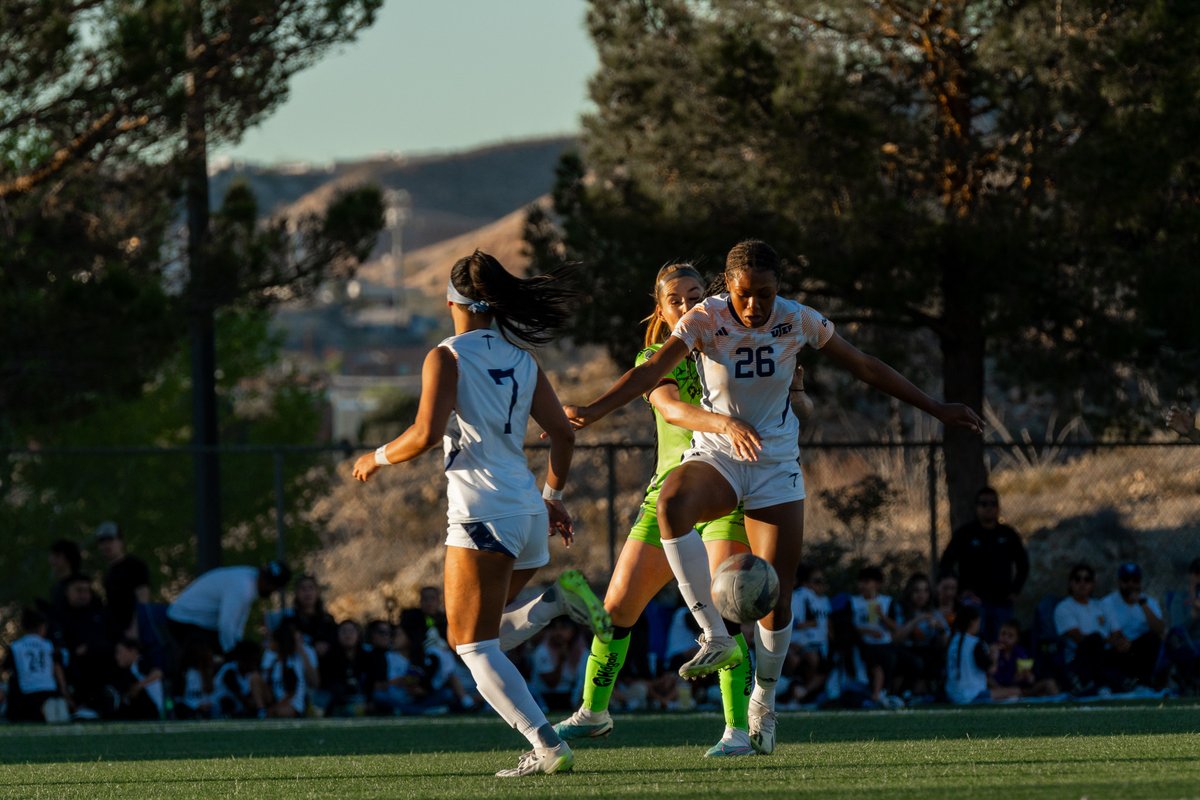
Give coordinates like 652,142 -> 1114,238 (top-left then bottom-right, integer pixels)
166,560 -> 292,658
399,586 -> 449,667
361,619 -> 393,713
945,606 -> 1001,704
529,618 -> 587,712
53,573 -> 111,717
106,638 -> 163,721
318,620 -> 366,716
45,539 -> 82,620
784,564 -> 830,705
934,574 -> 960,631
276,574 -> 338,661
939,486 -> 1030,642
990,619 -> 1058,698
1164,558 -> 1200,693
1101,562 -> 1165,689
893,573 -> 949,697
214,641 -> 266,719
850,566 -> 901,707
2,609 -> 72,722
1053,563 -> 1112,696
1165,404 -> 1200,443
262,620 -> 310,718
94,521 -> 151,640
176,641 -> 217,720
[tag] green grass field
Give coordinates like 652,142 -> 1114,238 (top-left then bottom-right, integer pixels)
1,703 -> 1198,799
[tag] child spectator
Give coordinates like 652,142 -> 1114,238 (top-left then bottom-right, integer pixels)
214,641 -> 266,718
934,574 -> 960,631
2,609 -> 72,722
106,638 -> 163,720
945,606 -> 998,704
1053,562 -> 1113,695
1100,562 -> 1165,689
274,574 -> 338,661
361,619 -> 392,713
784,564 -> 831,705
894,573 -> 949,697
262,620 -> 310,718
44,539 -> 82,621
318,620 -> 366,716
175,641 -> 217,719
1164,557 -> 1200,693
850,566 -> 901,707
529,618 -> 587,712
990,620 -> 1058,698
373,626 -> 429,715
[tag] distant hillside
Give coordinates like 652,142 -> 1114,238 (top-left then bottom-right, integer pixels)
210,136 -> 575,254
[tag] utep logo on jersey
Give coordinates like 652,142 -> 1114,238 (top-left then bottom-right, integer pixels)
770,322 -> 793,338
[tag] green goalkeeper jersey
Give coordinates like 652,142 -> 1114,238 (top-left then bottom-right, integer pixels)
636,343 -> 703,495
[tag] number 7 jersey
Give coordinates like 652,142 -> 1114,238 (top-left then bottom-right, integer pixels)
439,329 -> 543,523
671,295 -> 834,463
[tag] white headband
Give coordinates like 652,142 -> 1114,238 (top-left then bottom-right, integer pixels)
446,279 -> 490,313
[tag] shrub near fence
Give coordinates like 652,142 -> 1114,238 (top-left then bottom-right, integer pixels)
2,442 -> 1198,632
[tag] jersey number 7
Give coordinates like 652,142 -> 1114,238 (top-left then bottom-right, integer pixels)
488,368 -> 519,434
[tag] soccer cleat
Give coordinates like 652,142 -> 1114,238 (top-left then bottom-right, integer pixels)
748,698 -> 777,755
704,726 -> 755,757
553,708 -> 614,740
557,569 -> 614,644
495,741 -> 574,777
677,634 -> 743,680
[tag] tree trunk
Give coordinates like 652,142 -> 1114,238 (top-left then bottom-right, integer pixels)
186,3 -> 222,573
940,237 -> 987,534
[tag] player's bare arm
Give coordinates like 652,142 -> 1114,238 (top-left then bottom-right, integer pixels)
530,365 -> 575,545
353,347 -> 457,482
648,381 -> 762,461
819,333 -> 984,433
565,335 -> 690,428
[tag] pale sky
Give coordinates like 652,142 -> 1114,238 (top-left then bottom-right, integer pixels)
218,0 -> 597,165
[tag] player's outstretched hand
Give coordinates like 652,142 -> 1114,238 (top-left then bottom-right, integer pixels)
937,402 -> 985,434
352,454 -> 380,483
722,417 -> 763,461
546,499 -> 574,547
563,404 -> 599,431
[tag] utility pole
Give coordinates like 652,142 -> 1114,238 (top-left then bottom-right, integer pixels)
185,0 -> 222,573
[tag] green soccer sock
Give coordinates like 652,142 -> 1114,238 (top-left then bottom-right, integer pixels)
580,628 -> 631,714
720,633 -> 752,731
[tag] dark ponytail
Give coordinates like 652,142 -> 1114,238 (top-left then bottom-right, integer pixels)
449,251 -> 575,347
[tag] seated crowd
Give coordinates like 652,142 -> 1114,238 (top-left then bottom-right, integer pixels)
4,525 -> 1200,723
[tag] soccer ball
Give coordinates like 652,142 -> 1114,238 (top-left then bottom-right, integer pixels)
711,553 -> 779,624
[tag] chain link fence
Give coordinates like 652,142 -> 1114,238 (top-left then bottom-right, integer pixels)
3,441 -> 1198,630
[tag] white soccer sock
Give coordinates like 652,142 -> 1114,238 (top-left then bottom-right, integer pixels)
751,621 -> 791,712
497,585 -> 562,651
456,639 -> 559,749
661,531 -> 726,636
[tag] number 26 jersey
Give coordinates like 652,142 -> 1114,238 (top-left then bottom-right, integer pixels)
440,329 -> 543,524
671,295 -> 834,464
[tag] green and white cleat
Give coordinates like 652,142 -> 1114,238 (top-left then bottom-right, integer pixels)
557,569 -> 613,644
553,707 -> 614,741
748,698 -> 777,755
495,742 -> 574,777
704,726 -> 755,757
678,634 -> 743,679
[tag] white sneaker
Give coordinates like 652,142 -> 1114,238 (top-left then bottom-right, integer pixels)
557,570 -> 613,644
553,707 -> 614,740
678,634 -> 742,680
495,741 -> 574,777
748,698 -> 777,755
704,725 -> 755,757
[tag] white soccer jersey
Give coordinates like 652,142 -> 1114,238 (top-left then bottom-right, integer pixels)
790,587 -> 831,652
9,635 -> 57,694
671,295 -> 834,463
166,565 -> 259,654
440,329 -> 544,523
945,632 -> 989,704
851,594 -> 896,644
